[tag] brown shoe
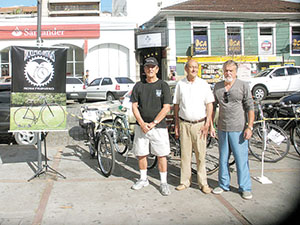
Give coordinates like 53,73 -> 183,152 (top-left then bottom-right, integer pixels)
201,185 -> 211,194
175,184 -> 187,191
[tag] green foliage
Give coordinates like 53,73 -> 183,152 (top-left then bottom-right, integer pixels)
11,92 -> 66,107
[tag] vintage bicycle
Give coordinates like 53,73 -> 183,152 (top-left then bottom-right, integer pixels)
82,106 -> 115,177
13,96 -> 65,128
249,101 -> 291,162
262,101 -> 300,156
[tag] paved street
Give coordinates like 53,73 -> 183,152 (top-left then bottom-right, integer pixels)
0,101 -> 300,225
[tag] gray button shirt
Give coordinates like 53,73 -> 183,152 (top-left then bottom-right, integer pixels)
213,79 -> 254,132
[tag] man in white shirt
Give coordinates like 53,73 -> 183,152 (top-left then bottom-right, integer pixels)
173,59 -> 214,194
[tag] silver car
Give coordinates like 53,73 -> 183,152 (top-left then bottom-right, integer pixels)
86,77 -> 134,101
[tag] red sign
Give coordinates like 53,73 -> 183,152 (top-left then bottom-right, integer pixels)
0,24 -> 100,40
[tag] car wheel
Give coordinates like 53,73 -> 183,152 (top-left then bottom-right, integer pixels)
107,93 -> 115,101
252,85 -> 267,101
14,131 -> 38,145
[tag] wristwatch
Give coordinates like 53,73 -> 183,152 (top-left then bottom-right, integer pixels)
247,126 -> 253,131
153,120 -> 159,125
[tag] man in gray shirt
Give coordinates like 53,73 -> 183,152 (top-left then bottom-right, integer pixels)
211,60 -> 254,200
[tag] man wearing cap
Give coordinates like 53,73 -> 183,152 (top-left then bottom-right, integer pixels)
130,57 -> 172,196
173,59 -> 214,194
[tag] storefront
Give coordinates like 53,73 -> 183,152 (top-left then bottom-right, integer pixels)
135,29 -> 168,81
177,55 -> 259,83
0,17 -> 137,82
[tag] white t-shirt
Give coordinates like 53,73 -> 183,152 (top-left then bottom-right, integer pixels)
173,77 -> 215,121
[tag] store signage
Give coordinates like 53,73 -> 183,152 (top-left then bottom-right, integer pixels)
228,35 -> 241,55
259,36 -> 273,55
292,34 -> 300,54
193,35 -> 208,55
0,24 -> 100,40
137,33 -> 162,49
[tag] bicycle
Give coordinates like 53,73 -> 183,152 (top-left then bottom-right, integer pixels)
249,101 -> 291,162
82,106 -> 115,177
111,109 -> 157,170
262,102 -> 300,156
13,96 -> 66,128
165,114 -> 235,175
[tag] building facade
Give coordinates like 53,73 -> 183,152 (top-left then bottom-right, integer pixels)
0,0 -> 190,81
135,0 -> 300,82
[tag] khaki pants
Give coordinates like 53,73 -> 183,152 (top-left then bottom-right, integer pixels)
179,120 -> 208,188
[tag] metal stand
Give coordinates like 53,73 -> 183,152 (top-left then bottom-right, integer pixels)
253,105 -> 272,184
28,132 -> 66,182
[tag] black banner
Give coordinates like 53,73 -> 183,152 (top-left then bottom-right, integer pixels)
10,46 -> 68,131
11,46 -> 67,93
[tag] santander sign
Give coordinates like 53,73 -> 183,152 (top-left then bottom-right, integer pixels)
0,24 -> 100,39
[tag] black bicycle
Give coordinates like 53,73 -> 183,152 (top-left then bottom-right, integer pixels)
249,101 -> 291,162
262,102 -> 300,156
13,96 -> 65,128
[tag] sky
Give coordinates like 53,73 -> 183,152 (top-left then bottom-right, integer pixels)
0,0 -> 299,8
0,0 -> 112,11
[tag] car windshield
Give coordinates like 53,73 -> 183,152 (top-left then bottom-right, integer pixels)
255,69 -> 273,77
115,77 -> 134,84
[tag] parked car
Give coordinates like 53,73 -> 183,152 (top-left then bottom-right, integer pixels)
0,76 -> 11,83
66,77 -> 87,103
86,77 -> 134,101
0,85 -> 38,145
279,90 -> 300,104
249,66 -> 300,100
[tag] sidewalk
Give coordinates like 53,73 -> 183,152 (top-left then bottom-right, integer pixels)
0,139 -> 299,225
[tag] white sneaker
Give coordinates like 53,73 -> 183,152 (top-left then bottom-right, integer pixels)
212,187 -> 224,195
160,183 -> 171,196
242,191 -> 253,200
131,179 -> 149,190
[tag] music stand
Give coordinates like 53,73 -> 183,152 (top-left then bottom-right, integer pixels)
28,132 -> 66,182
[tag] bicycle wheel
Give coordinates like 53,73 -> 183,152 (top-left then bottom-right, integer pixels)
41,103 -> 66,128
113,116 -> 130,155
97,129 -> 115,177
147,144 -> 158,170
249,123 -> 290,162
204,135 -> 220,175
292,124 -> 300,156
169,134 -> 180,156
13,107 -> 35,128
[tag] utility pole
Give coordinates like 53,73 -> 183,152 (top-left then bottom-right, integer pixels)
37,0 -> 42,46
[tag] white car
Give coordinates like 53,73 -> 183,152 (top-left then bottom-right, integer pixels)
66,77 -> 87,103
86,77 -> 134,101
249,66 -> 300,100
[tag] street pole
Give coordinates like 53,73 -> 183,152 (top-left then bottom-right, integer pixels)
37,0 -> 42,46
37,0 -> 42,171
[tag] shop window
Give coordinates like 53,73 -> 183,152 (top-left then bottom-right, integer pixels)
193,26 -> 209,55
291,26 -> 300,55
55,44 -> 84,78
227,26 -> 242,55
258,26 -> 274,55
50,3 -> 99,11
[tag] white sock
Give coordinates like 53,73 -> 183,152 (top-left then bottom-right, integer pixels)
140,169 -> 147,180
160,172 -> 167,184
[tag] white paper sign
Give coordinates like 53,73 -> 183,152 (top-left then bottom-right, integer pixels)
267,129 -> 285,145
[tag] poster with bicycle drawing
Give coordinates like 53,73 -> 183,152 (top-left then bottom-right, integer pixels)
10,46 -> 68,131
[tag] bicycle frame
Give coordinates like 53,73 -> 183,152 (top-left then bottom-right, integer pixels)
22,98 -> 53,124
